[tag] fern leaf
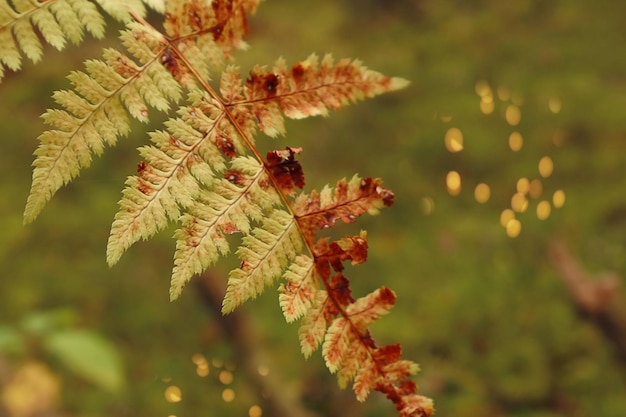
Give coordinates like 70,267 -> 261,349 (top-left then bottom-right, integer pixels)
223,209 -> 301,313
293,175 -> 394,241
230,54 -> 409,137
107,92 -> 230,265
170,155 -> 280,300
92,0 -> 146,22
0,0 -> 106,82
321,287 -> 395,373
162,0 -> 260,86
278,254 -> 316,322
24,23 -> 181,224
298,289 -> 330,358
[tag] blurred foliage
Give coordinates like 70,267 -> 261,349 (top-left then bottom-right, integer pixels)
1,0 -> 626,416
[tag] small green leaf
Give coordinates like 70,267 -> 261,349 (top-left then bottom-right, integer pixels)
45,329 -> 124,392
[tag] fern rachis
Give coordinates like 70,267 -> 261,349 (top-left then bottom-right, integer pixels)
4,0 -> 434,415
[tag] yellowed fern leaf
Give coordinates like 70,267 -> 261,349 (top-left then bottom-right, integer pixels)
223,209 -> 302,314
278,254 -> 317,323
92,0 -> 146,22
298,289 -> 330,358
107,92 -> 230,266
230,54 -> 410,137
170,155 -> 280,301
0,0 -> 106,83
24,22 -> 181,224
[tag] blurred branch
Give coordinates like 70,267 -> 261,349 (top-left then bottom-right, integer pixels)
194,272 -> 320,417
548,239 -> 626,363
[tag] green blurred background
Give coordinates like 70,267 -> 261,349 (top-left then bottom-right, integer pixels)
1,0 -> 626,416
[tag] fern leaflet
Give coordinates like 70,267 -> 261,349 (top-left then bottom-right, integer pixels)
0,0 -> 105,82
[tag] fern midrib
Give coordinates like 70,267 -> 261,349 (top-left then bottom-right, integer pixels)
226,79 -> 376,107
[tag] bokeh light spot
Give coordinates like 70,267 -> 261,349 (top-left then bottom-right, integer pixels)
548,97 -> 562,113
249,405 -> 263,417
516,177 -> 529,194
508,131 -> 523,151
537,201 -> 551,220
165,385 -> 182,403
500,209 -> 515,228
474,183 -> 491,203
444,127 -> 464,152
553,190 -> 566,208
257,365 -> 270,377
480,99 -> 495,114
538,156 -> 554,178
446,171 -> 461,196
505,105 -> 521,126
511,192 -> 528,213
219,370 -> 234,385
222,388 -> 235,402
506,219 -> 522,238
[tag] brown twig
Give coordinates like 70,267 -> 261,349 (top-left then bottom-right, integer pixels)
548,239 -> 626,363
194,272 -> 320,417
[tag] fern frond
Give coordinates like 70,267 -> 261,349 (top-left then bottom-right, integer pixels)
298,289 -> 331,358
24,22 -> 181,224
228,54 -> 409,137
0,0 -> 106,82
278,254 -> 316,323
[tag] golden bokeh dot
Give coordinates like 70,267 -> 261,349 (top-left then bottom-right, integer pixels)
191,353 -> 207,366
474,183 -> 491,203
508,131 -> 523,152
211,358 -> 223,368
516,177 -> 529,194
500,209 -> 515,228
480,99 -> 495,115
257,365 -> 270,377
249,405 -> 263,417
506,219 -> 522,238
537,201 -> 551,220
529,179 -> 543,199
164,385 -> 182,403
444,127 -> 464,152
222,388 -> 235,402
511,192 -> 528,213
446,171 -> 461,196
548,97 -> 562,114
505,105 -> 521,126
219,370 -> 234,385
553,190 -> 566,208
538,156 -> 554,178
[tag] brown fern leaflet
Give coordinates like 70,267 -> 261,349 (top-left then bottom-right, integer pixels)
17,0 -> 433,415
